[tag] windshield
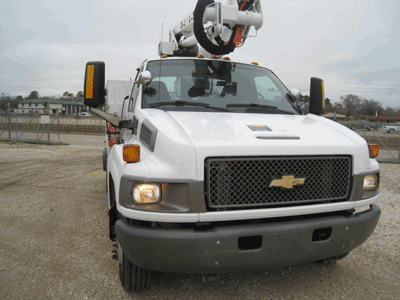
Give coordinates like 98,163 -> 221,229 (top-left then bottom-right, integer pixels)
142,59 -> 301,115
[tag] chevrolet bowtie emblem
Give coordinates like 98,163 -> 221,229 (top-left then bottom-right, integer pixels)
269,175 -> 306,189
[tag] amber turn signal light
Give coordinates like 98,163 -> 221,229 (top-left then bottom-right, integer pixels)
368,144 -> 379,158
123,145 -> 140,162
85,64 -> 95,99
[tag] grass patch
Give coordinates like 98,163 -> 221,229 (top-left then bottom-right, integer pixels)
0,140 -> 70,146
49,142 -> 70,146
62,131 -> 104,136
0,141 -> 26,146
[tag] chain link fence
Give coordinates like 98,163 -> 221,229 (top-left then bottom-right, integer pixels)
354,127 -> 400,163
2,112 -> 398,163
0,112 -> 106,144
0,113 -> 61,144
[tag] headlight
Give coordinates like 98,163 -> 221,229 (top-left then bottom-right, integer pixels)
132,184 -> 161,204
363,174 -> 378,191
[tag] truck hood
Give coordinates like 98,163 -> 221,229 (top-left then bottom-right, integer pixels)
140,110 -> 371,178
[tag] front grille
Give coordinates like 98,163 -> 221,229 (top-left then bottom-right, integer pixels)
205,156 -> 352,209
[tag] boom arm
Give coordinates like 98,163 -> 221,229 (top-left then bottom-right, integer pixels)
159,0 -> 263,57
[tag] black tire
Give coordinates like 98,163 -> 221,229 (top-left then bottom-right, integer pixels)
389,129 -> 395,134
103,148 -> 107,171
336,251 -> 350,261
118,244 -> 152,291
317,251 -> 350,265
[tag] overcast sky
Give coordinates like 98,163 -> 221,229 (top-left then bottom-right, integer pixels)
0,0 -> 399,107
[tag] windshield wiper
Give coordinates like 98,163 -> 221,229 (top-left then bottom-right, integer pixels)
226,103 -> 294,115
149,101 -> 231,112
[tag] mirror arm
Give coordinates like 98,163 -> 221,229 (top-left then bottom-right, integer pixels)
89,107 -> 137,130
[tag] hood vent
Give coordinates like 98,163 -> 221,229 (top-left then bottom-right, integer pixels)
257,136 -> 300,140
140,119 -> 158,152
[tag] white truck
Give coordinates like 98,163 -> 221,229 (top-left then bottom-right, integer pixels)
84,0 -> 380,291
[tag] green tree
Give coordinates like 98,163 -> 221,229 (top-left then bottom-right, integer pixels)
0,93 -> 20,110
323,98 -> 333,113
75,91 -> 84,102
62,91 -> 74,101
27,91 -> 40,99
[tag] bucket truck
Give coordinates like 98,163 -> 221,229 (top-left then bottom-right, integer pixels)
83,0 -> 380,291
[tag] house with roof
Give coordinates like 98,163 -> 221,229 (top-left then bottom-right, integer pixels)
322,112 -> 347,122
16,99 -> 88,115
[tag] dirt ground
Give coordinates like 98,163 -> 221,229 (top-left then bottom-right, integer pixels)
0,139 -> 399,300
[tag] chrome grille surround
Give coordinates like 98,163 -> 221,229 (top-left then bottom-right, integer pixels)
205,156 -> 352,209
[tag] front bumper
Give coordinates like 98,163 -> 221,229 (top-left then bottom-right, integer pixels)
116,204 -> 380,274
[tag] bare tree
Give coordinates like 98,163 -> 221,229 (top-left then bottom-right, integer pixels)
384,107 -> 396,117
360,99 -> 383,116
333,102 -> 346,114
340,94 -> 361,116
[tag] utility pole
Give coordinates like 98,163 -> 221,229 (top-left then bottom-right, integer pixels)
7,102 -> 11,140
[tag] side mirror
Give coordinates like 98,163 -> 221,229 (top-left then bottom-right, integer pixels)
84,61 -> 105,108
309,77 -> 325,115
137,71 -> 152,86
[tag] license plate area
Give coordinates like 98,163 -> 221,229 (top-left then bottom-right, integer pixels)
238,235 -> 262,251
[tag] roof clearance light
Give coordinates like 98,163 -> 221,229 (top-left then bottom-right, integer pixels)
198,55 -> 204,58
368,144 -> 379,158
123,145 -> 140,162
85,65 -> 95,99
161,55 -> 168,58
211,55 -> 218,59
223,57 -> 231,60
251,62 -> 259,65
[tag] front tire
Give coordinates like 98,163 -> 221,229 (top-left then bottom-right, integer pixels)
118,243 -> 152,291
389,129 -> 395,134
317,251 -> 350,265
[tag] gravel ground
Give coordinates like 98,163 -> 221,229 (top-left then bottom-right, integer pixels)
0,141 -> 399,300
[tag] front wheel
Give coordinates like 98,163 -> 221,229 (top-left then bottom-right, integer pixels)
317,251 -> 350,265
389,129 -> 395,134
118,243 -> 152,291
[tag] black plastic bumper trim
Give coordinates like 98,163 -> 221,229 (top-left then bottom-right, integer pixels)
116,204 -> 380,274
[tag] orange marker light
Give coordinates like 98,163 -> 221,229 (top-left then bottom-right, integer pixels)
223,57 -> 231,60
211,55 -> 218,59
251,62 -> 259,65
198,55 -> 204,58
85,65 -> 95,99
369,144 -> 379,158
161,55 -> 168,58
123,145 -> 140,162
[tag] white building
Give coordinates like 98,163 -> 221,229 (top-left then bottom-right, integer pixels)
17,99 -> 87,115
